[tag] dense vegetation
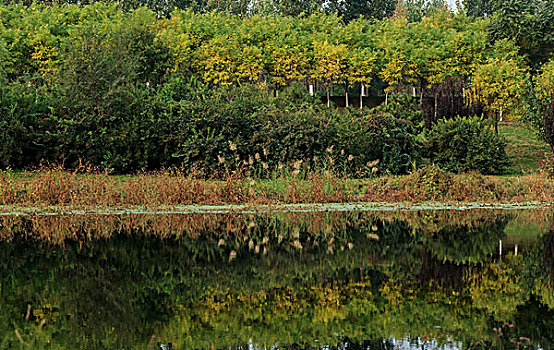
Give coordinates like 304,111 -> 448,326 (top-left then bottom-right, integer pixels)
425,116 -> 509,174
0,1 -> 551,175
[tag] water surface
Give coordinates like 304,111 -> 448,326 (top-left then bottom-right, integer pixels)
1,209 -> 553,349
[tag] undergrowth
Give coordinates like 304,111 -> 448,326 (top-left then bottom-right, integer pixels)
1,167 -> 554,208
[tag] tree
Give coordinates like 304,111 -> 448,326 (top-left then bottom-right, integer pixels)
463,0 -> 495,17
326,0 -> 396,23
273,0 -> 325,16
268,45 -> 309,87
534,59 -> 554,152
469,58 -> 529,132
347,47 -> 377,108
55,10 -> 172,170
195,36 -> 264,85
395,0 -> 450,22
310,40 -> 348,107
490,0 -> 554,68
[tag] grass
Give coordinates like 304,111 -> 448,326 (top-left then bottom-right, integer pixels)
1,167 -> 553,211
0,122 -> 552,210
499,122 -> 551,174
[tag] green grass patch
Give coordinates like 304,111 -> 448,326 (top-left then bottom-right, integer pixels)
499,122 -> 550,174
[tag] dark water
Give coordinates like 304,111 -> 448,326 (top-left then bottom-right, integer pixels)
1,209 -> 554,349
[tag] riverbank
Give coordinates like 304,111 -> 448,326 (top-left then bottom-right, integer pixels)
1,168 -> 553,212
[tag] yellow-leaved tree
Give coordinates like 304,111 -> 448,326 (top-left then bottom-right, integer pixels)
268,45 -> 309,88
156,13 -> 193,75
311,40 -> 348,107
534,59 -> 554,152
469,58 -> 529,132
195,36 -> 264,85
347,47 -> 377,109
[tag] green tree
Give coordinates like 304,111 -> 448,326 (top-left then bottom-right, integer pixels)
395,0 -> 450,22
463,0 -> 495,17
490,0 -> 554,67
326,0 -> 396,23
55,10 -> 172,170
469,58 -> 529,131
534,59 -> 554,152
274,0 -> 325,16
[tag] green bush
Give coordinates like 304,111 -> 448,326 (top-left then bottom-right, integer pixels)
0,84 -> 57,169
329,108 -> 421,175
170,83 -> 420,176
0,78 -> 420,175
373,94 -> 423,131
425,116 -> 510,175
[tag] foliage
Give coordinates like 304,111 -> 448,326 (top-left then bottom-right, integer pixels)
463,0 -> 495,17
0,84 -> 55,169
489,0 -> 554,68
374,94 -> 423,130
0,4 -> 535,173
328,108 -> 421,175
533,59 -> 554,152
0,4 -> 518,94
403,165 -> 455,199
0,75 -> 420,174
395,0 -> 450,22
425,116 -> 510,174
327,0 -> 396,23
170,83 -> 420,176
469,57 -> 529,124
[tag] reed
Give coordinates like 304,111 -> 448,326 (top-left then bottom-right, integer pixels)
1,167 -> 554,209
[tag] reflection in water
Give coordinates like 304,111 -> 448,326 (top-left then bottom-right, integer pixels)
0,209 -> 553,349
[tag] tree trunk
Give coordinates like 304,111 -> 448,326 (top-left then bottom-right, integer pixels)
419,79 -> 424,106
345,90 -> 349,107
434,94 -> 438,121
360,85 -> 363,109
345,82 -> 349,108
326,86 -> 330,108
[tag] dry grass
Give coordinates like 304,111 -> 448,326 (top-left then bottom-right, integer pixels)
0,167 -> 553,210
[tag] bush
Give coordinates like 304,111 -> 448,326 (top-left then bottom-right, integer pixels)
0,84 -> 58,169
1,73 -> 420,176
171,83 -> 420,176
329,108 -> 421,175
373,94 -> 423,131
0,79 -> 422,175
424,116 -> 510,175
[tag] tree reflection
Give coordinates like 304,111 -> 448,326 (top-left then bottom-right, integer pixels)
0,210 -> 552,349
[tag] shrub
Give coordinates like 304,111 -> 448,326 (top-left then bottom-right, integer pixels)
401,165 -> 454,200
0,84 -> 57,169
425,116 -> 510,175
373,94 -> 423,131
329,108 -> 421,175
0,77 -> 421,176
171,83 -> 420,177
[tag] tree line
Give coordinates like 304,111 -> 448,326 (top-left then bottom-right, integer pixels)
1,2 -> 554,171
0,4 -> 528,108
